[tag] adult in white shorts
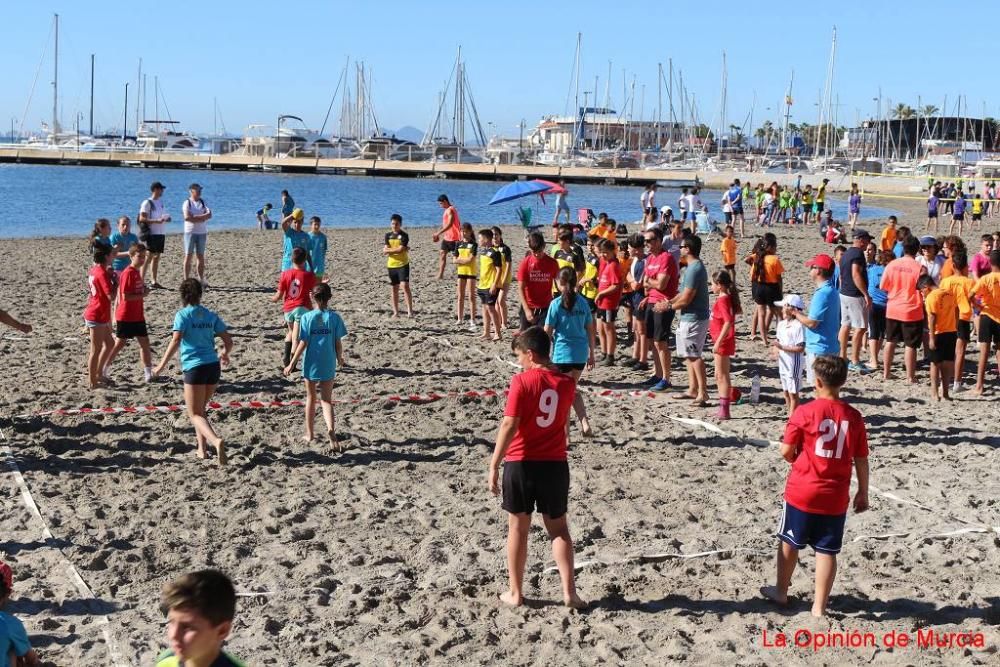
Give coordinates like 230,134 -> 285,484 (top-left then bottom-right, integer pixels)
837,229 -> 873,372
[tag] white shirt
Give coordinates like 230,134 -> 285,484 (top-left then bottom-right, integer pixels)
140,197 -> 167,235
183,198 -> 209,235
677,195 -> 689,212
776,319 -> 805,377
648,190 -> 656,209
640,190 -> 650,208
916,255 -> 942,285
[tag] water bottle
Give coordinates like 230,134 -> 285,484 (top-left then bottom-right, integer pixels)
750,374 -> 761,404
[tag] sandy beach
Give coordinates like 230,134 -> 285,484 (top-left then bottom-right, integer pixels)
0,204 -> 997,664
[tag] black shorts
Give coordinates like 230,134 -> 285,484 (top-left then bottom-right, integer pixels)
928,211 -> 939,219
441,240 -> 458,252
957,319 -> 971,342
518,305 -> 546,331
928,332 -> 957,363
478,288 -> 498,305
724,212 -> 733,223
183,361 -> 221,385
815,201 -> 825,213
868,304 -> 887,340
146,234 -> 165,254
115,320 -> 148,339
555,363 -> 585,372
501,460 -> 570,518
752,281 -> 783,307
979,315 -> 1000,346
582,296 -> 596,313
953,214 -> 965,222
733,205 -> 744,216
973,212 -> 983,221
457,274 -> 476,282
387,265 -> 410,285
886,318 -> 923,348
644,306 -> 675,343
597,307 -> 617,323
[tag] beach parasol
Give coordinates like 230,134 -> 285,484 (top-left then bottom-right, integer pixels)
532,179 -> 567,195
488,180 -> 552,205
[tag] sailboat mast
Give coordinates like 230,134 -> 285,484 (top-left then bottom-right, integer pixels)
135,58 -> 142,137
668,59 -> 674,159
656,63 -> 662,151
718,51 -> 726,158
573,33 -> 581,153
52,13 -> 59,135
89,53 -> 95,136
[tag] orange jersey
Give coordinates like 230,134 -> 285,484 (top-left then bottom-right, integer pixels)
924,287 -> 957,334
971,271 -> 1000,324
940,274 -> 975,321
880,226 -> 897,252
720,238 -> 737,265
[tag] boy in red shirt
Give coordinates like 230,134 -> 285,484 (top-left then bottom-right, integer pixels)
103,243 -> 154,382
595,239 -> 623,366
762,355 -> 870,617
516,232 -> 560,332
272,247 -> 316,369
487,326 -> 585,609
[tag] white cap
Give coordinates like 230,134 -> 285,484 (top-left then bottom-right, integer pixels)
660,205 -> 672,213
775,294 -> 805,310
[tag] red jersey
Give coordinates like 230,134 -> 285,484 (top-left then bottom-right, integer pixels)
643,250 -> 679,303
709,293 -> 736,355
595,258 -> 623,310
115,265 -> 146,322
503,367 -> 576,462
84,265 -> 114,323
516,253 -> 561,310
442,206 -> 461,242
278,269 -> 316,312
782,398 -> 869,515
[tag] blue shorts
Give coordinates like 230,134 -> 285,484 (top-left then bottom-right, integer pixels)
184,232 -> 207,256
776,501 -> 846,555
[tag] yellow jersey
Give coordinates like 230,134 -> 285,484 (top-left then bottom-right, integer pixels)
477,246 -> 503,290
454,241 -> 477,277
385,230 -> 409,268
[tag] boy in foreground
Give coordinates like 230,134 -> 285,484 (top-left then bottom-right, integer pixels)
762,355 -> 870,617
383,214 -> 413,317
488,327 -> 586,609
157,569 -> 244,667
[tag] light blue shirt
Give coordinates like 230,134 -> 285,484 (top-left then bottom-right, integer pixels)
1,611 -> 27,665
805,279 -> 841,355
298,308 -> 347,381
172,305 -> 226,371
309,231 -> 328,274
544,295 -> 592,364
867,264 -> 888,307
109,231 -> 139,271
282,228 -> 311,271
679,259 -> 710,322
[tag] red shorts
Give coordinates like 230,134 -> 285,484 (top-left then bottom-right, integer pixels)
713,336 -> 736,356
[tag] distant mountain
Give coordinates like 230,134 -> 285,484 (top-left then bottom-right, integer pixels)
390,126 -> 425,143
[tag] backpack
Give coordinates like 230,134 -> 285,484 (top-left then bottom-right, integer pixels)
138,199 -> 153,238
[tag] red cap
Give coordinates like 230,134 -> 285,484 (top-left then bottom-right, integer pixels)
0,562 -> 12,594
805,254 -> 835,271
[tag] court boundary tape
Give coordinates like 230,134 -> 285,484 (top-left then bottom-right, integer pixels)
0,426 -> 130,667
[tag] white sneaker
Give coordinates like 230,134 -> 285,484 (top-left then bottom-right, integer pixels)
952,381 -> 965,393
468,320 -> 477,332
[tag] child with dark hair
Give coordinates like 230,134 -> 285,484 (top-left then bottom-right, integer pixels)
919,274 -> 958,401
487,326 -> 585,609
453,222 -> 478,330
491,226 -> 513,330
940,250 -> 975,391
969,250 -> 1000,394
88,217 -> 113,253
103,243 -> 154,382
594,238 -> 623,365
153,278 -> 233,465
157,569 -> 243,666
762,355 -> 869,617
84,244 -> 117,389
272,246 -> 316,369
709,270 -> 740,419
544,267 -> 596,437
284,283 -> 347,450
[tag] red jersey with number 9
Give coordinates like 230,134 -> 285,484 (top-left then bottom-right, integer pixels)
503,367 -> 577,462
278,268 -> 315,312
782,398 -> 869,515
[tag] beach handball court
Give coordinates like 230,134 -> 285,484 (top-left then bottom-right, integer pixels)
0,223 -> 997,665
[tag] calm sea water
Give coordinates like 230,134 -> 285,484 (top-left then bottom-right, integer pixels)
0,163 -> 896,239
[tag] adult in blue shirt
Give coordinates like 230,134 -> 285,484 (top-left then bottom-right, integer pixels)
284,283 -> 347,450
793,253 -> 841,387
728,178 -> 746,237
866,243 -> 890,371
655,234 -> 710,403
281,208 -> 311,271
544,266 -> 596,437
152,278 -> 233,465
109,215 -> 139,274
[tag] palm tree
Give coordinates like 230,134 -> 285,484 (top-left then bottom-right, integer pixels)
892,103 -> 915,120
729,124 -> 744,146
921,105 -> 939,117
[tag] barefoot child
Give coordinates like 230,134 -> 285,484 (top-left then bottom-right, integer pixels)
594,239 -> 623,365
491,226 -> 513,329
710,270 -> 740,419
152,279 -> 233,465
477,228 -> 504,340
83,245 -> 116,389
383,214 -> 413,317
487,326 -> 586,609
772,295 -> 806,415
157,569 -> 244,667
284,283 -> 347,449
272,247 -> 316,369
969,249 -> 1000,394
453,223 -> 478,329
919,274 -> 958,401
103,243 -> 154,382
720,225 -> 737,283
939,251 -> 975,391
622,233 -> 648,370
762,355 -> 869,617
308,216 -> 328,282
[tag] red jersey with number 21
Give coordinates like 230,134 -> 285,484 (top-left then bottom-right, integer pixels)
278,269 -> 315,312
782,398 -> 869,515
503,367 -> 576,462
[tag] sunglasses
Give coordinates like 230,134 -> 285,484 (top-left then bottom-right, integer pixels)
680,244 -> 689,249
643,238 -> 658,245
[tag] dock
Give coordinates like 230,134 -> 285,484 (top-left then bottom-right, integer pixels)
0,147 -> 703,187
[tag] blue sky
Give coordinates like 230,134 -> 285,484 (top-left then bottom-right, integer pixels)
2,1 -> 996,138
